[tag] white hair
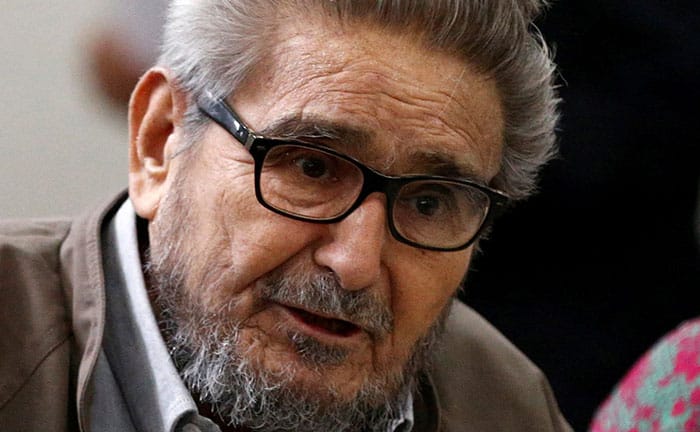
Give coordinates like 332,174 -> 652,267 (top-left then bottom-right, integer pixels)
159,0 -> 559,200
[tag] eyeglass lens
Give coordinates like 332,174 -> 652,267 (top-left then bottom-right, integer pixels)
259,143 -> 490,249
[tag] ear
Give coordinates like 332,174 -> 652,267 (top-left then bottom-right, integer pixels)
128,67 -> 188,221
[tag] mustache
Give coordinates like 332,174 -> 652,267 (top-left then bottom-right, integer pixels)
258,268 -> 394,339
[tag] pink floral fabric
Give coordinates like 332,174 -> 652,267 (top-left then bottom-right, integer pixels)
590,318 -> 700,432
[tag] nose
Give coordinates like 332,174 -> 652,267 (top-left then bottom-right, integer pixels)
313,193 -> 387,291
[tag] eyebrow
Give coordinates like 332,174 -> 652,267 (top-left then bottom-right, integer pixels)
259,115 -> 373,153
405,150 -> 485,184
258,115 -> 484,183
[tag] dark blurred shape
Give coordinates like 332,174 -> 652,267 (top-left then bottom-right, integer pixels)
461,2 -> 699,431
86,0 -> 167,110
88,29 -> 149,109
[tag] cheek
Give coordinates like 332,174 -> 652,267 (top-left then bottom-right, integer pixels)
195,185 -> 323,301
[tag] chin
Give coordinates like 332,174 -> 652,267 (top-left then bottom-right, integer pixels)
275,329 -> 415,402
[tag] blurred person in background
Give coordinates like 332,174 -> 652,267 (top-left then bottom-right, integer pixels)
589,317 -> 700,431
88,0 -> 168,109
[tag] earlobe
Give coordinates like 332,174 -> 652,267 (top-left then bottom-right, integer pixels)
128,67 -> 187,221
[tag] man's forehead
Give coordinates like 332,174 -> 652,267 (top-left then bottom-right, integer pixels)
232,18 -> 504,181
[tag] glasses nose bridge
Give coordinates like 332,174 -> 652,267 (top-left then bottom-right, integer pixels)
352,164 -> 398,210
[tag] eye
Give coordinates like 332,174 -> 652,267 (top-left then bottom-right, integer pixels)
397,182 -> 460,221
294,155 -> 329,179
413,196 -> 441,216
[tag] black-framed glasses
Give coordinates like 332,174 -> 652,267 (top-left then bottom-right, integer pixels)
197,91 -> 509,251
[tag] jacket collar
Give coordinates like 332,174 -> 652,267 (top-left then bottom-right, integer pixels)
61,190 -> 129,432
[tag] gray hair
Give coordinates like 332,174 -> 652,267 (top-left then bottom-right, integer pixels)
159,0 -> 559,200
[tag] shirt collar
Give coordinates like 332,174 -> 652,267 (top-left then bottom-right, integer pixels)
101,199 -> 209,432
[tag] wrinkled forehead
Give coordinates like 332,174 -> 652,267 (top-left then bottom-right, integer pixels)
232,16 -> 505,182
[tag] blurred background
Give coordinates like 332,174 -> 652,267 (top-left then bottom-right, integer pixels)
465,2 -> 700,430
1,1 -> 698,431
0,0 -> 164,218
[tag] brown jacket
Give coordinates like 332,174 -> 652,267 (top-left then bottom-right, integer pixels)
0,192 -> 573,432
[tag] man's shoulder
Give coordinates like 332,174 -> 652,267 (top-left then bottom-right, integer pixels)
0,218 -> 75,424
0,218 -> 74,334
428,300 -> 572,432
440,300 -> 538,370
0,217 -> 73,306
0,218 -> 72,250
0,192 -> 127,431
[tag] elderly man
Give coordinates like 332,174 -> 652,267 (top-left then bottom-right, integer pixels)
0,1 -> 571,431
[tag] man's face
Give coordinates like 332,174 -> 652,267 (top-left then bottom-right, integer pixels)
146,18 -> 503,429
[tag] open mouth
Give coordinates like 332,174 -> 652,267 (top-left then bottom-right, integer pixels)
287,306 -> 360,337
